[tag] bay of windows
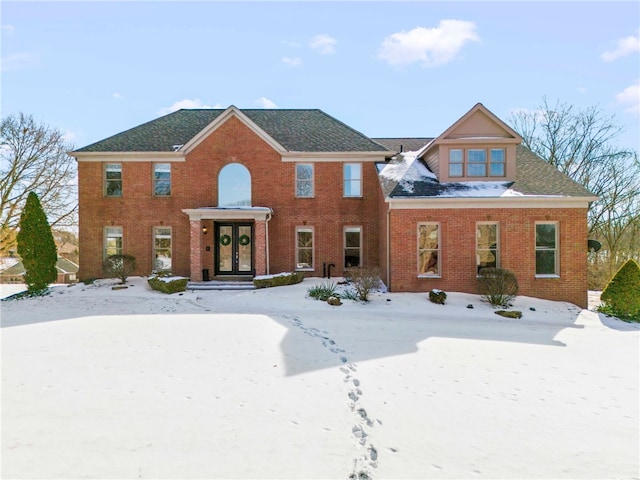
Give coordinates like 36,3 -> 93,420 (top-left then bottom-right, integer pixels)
449,148 -> 506,178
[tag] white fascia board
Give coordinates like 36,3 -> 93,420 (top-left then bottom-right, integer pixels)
182,207 -> 273,221
281,151 -> 395,162
387,196 -> 597,210
181,106 -> 287,155
72,151 -> 185,162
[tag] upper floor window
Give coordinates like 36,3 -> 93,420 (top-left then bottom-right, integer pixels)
535,222 -> 559,276
477,222 -> 499,274
448,148 -> 506,178
219,163 -> 251,206
154,164 -> 171,196
296,227 -> 314,270
154,227 -> 172,273
344,163 -> 362,197
104,226 -> 122,258
105,164 -> 122,197
418,223 -> 440,277
344,226 -> 362,268
296,164 -> 314,198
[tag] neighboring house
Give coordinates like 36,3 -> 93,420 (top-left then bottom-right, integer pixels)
71,103 -> 596,307
0,257 -> 79,284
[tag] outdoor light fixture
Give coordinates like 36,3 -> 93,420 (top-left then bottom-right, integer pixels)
202,226 -> 208,234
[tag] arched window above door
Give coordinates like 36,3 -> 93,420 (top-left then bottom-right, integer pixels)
218,163 -> 251,207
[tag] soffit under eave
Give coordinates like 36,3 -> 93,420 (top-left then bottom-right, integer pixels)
180,106 -> 287,155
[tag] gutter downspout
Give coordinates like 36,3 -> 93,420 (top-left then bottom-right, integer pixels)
265,210 -> 272,275
386,209 -> 391,291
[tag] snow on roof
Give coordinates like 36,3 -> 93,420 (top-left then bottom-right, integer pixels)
378,151 -> 437,194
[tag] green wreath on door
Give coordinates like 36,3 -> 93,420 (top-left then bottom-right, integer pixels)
238,234 -> 251,246
219,234 -> 231,246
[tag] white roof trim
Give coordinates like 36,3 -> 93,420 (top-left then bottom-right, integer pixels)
71,151 -> 185,162
181,106 -> 287,155
182,207 -> 273,221
387,196 -> 596,210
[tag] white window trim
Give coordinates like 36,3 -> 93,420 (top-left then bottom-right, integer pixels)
104,226 -> 123,259
295,226 -> 314,271
476,221 -> 500,275
343,163 -> 363,198
535,221 -> 560,278
295,163 -> 314,198
104,163 -> 122,197
417,222 -> 441,278
153,226 -> 172,273
344,226 -> 362,269
153,163 -> 171,197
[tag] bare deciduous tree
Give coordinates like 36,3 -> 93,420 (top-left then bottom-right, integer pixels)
510,97 -> 640,286
0,112 -> 77,254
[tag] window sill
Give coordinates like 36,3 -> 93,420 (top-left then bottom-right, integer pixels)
418,274 -> 441,279
535,274 -> 560,279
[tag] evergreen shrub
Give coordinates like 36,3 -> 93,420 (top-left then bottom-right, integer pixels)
477,268 -> 519,308
599,259 -> 640,321
253,272 -> 304,289
17,192 -> 58,295
147,276 -> 189,294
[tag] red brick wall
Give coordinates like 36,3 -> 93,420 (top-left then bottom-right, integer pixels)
78,116 -> 381,280
386,207 -> 589,308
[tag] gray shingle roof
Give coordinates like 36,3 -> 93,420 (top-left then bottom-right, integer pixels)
75,109 -> 390,153
372,138 -> 434,153
377,145 -> 595,199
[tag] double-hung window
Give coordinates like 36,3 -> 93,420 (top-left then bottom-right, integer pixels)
490,149 -> 506,176
467,149 -> 487,177
295,164 -> 314,197
535,222 -> 559,276
476,222 -> 499,273
449,149 -> 463,177
418,223 -> 440,276
104,226 -> 123,258
154,164 -> 171,196
105,164 -> 122,197
153,227 -> 172,273
344,227 -> 362,268
296,227 -> 314,270
344,163 -> 362,197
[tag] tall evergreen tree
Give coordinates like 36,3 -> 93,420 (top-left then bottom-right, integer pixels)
17,192 -> 58,294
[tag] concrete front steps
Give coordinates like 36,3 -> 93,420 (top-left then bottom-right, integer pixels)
187,279 -> 255,290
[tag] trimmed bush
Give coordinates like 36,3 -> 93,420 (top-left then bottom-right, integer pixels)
253,271 -> 304,289
102,254 -> 136,284
428,289 -> 447,305
477,268 -> 519,308
307,281 -> 338,301
345,267 -> 382,302
17,192 -> 57,295
600,259 -> 640,321
148,275 -> 189,294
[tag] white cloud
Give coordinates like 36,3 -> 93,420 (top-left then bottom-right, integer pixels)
378,20 -> 480,67
2,24 -> 16,35
62,130 -> 77,143
112,92 -> 124,100
255,97 -> 277,108
282,56 -> 302,67
577,86 -> 588,94
157,98 -> 218,115
601,30 -> 640,62
1,52 -> 38,72
615,80 -> 640,114
309,34 -> 337,54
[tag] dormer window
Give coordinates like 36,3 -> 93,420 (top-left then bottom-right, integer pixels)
448,148 -> 506,178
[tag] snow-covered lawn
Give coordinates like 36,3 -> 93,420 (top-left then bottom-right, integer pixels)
1,278 -> 638,479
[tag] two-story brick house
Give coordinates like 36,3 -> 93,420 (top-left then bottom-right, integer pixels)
72,103 -> 596,307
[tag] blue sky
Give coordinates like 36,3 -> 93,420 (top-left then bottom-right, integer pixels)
2,1 -> 639,151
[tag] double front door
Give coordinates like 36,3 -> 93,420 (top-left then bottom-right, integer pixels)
215,222 -> 254,276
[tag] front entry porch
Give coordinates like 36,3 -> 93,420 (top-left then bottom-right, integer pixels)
182,207 -> 272,282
